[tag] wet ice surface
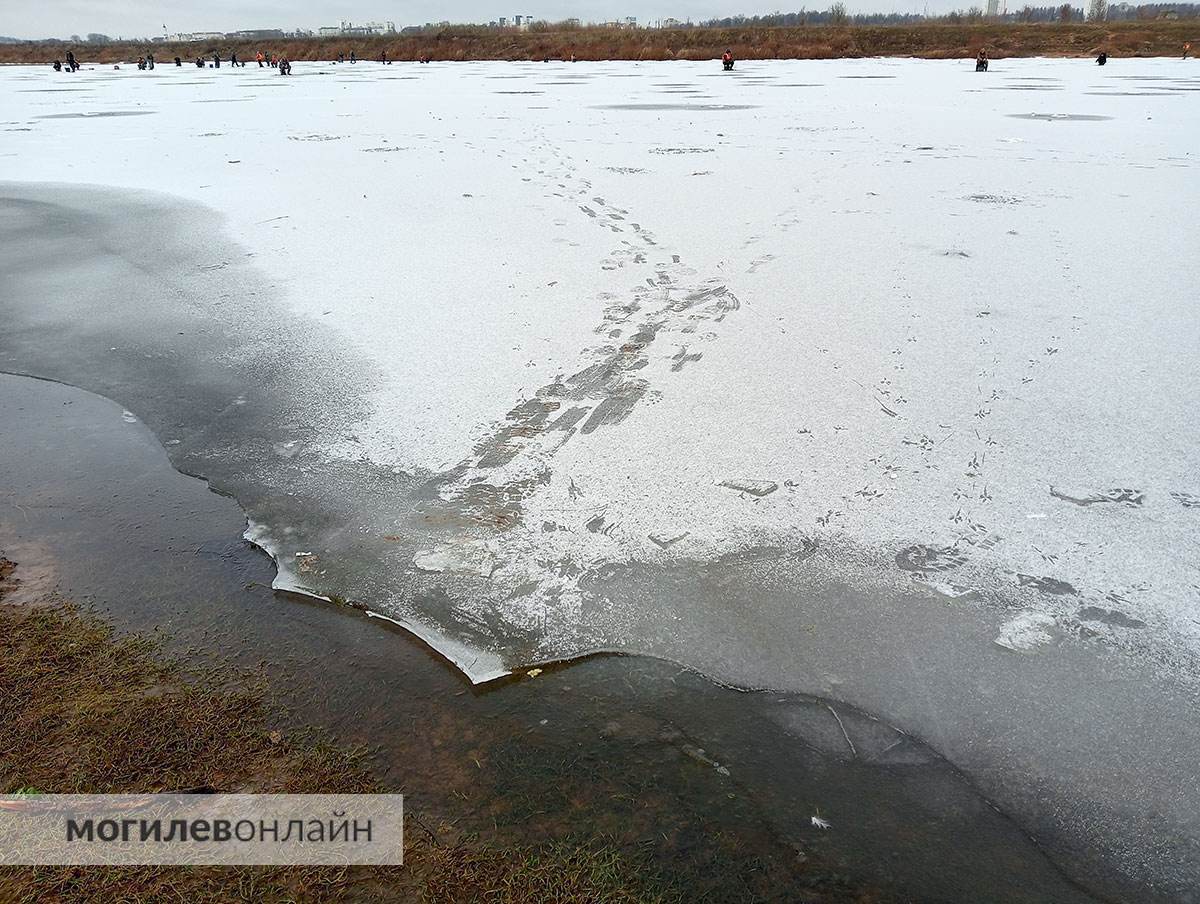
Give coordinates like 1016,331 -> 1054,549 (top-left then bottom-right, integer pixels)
1,58 -> 1199,898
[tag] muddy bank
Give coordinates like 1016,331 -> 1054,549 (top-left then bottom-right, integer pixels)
0,371 -> 1107,902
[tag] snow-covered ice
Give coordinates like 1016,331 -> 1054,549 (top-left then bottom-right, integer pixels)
2,56 -> 1199,896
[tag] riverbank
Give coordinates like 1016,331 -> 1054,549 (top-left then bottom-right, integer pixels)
0,561 -> 687,903
2,21 -> 1198,65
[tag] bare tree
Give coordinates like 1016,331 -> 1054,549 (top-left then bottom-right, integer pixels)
1088,0 -> 1108,20
828,2 -> 848,25
1059,3 -> 1074,21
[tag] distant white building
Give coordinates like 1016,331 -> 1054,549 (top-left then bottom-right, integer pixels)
318,20 -> 396,37
986,0 -> 1000,16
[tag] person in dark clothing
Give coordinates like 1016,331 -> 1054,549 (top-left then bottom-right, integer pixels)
174,56 -> 182,66
137,57 -> 146,70
66,50 -> 79,71
350,50 -> 356,63
1096,51 -> 1108,65
212,52 -> 221,68
976,49 -> 989,71
231,52 -> 238,67
721,49 -> 734,70
53,60 -> 62,71
147,53 -> 154,69
278,57 -> 292,76
196,57 -> 205,67
380,50 -> 388,64
337,52 -> 344,63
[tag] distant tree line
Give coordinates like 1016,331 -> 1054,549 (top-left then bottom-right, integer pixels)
699,1 -> 1199,25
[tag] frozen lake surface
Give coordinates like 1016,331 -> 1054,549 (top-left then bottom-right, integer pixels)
2,57 -> 1199,898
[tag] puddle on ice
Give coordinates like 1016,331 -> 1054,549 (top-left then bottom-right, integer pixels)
35,110 -> 157,118
1006,112 -> 1114,121
593,103 -> 760,111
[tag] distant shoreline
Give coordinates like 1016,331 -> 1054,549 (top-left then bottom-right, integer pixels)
2,21 -> 1197,64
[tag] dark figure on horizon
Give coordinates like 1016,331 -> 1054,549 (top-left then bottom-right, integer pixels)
350,50 -> 357,63
196,57 -> 205,67
174,56 -> 182,66
1183,42 -> 1190,59
380,50 -> 388,64
337,52 -> 344,63
278,57 -> 292,76
147,54 -> 154,69
722,49 -> 734,71
213,52 -> 221,68
66,50 -> 79,71
976,49 -> 989,71
230,52 -> 238,67
137,57 -> 146,71
1096,51 -> 1108,65
52,59 -> 62,71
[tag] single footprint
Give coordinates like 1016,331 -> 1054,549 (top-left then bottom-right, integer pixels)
896,544 -> 969,573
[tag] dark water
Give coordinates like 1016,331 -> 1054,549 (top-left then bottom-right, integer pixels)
0,372 -> 1101,903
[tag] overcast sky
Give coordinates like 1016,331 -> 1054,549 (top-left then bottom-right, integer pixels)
1,0 -> 964,40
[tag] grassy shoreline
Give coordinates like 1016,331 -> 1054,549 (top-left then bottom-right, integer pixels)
2,21 -> 1197,65
0,557 -> 688,903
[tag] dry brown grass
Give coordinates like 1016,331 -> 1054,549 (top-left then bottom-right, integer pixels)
1,21 -> 1197,65
0,559 -> 685,904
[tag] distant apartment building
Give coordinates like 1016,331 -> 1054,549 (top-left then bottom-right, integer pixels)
986,0 -> 1001,15
228,29 -> 285,40
318,20 -> 397,37
170,32 -> 226,41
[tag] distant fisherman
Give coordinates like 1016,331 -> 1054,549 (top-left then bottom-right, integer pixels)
66,50 -> 79,71
722,49 -> 734,71
213,52 -> 221,68
52,59 -> 62,71
278,56 -> 292,76
231,52 -> 238,67
147,53 -> 154,69
257,50 -> 265,66
174,56 -> 182,66
350,50 -> 357,63
1096,51 -> 1108,65
975,49 -> 989,71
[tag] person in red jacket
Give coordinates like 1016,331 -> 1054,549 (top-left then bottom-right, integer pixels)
722,49 -> 734,71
